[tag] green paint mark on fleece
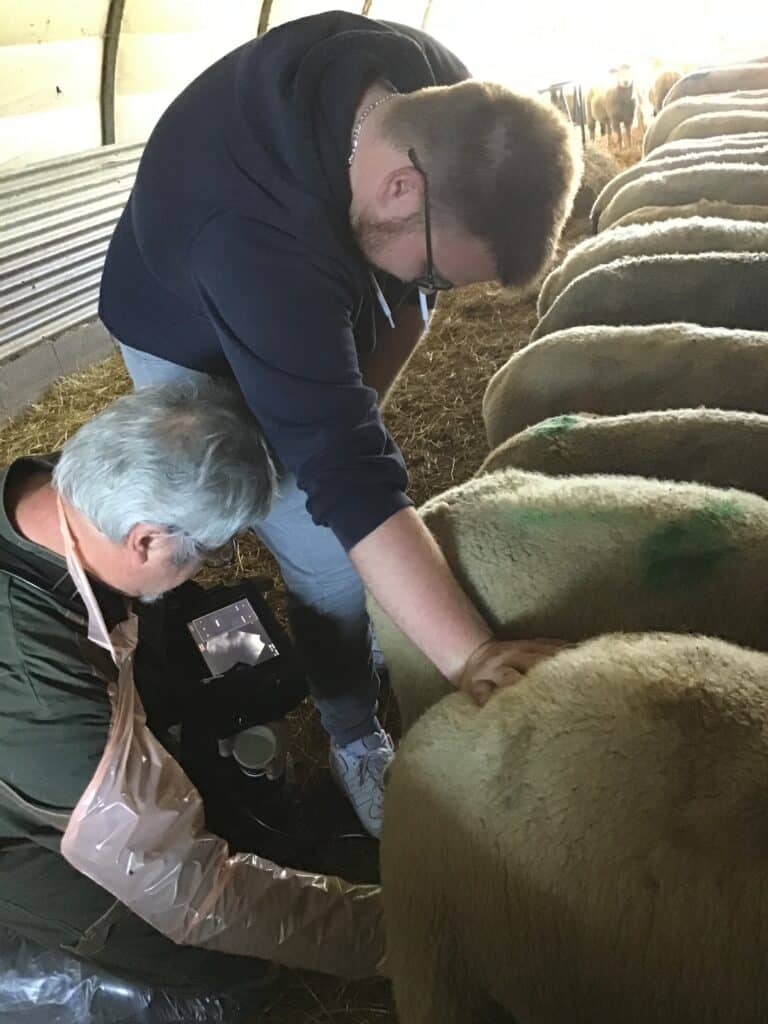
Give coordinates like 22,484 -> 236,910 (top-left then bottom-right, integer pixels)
530,414 -> 580,437
642,500 -> 743,591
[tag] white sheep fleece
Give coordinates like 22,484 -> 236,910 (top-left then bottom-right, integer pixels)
664,62 -> 768,106
538,214 -> 768,317
666,110 -> 768,147
530,252 -> 768,342
369,467 -> 768,732
382,631 -> 768,1024
607,199 -> 768,229
643,91 -> 768,153
589,145 -> 768,224
479,408 -> 768,503
646,131 -> 768,162
597,162 -> 768,231
483,323 -> 768,449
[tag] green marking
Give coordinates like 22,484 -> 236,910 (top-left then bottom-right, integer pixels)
641,500 -> 743,591
529,414 -> 580,437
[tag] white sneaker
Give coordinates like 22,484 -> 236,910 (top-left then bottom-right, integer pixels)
329,729 -> 395,839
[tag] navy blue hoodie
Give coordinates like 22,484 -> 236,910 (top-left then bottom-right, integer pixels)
99,12 -> 469,550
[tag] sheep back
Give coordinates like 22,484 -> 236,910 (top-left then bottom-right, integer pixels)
482,323 -> 768,448
590,145 -> 768,225
479,408 -> 768,502
369,468 -> 768,731
644,92 -> 768,153
608,200 -> 768,228
382,631 -> 768,1024
597,163 -> 768,231
538,215 -> 768,318
531,253 -> 768,341
665,63 -> 768,106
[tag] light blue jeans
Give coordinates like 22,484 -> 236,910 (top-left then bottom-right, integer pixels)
118,343 -> 380,745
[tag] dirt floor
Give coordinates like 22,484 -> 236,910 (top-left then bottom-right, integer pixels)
0,135 -> 642,1019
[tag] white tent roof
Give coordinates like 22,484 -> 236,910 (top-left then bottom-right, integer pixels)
1,0 -> 766,169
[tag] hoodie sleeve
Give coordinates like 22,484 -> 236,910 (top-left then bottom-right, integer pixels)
190,212 -> 411,550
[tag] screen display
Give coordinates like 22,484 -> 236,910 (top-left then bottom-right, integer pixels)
187,598 -> 279,676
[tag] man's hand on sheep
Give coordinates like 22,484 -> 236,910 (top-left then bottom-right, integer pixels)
457,638 -> 567,706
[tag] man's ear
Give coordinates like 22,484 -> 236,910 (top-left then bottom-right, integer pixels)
376,164 -> 423,215
125,523 -> 166,565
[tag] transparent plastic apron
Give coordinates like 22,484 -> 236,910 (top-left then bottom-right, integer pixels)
56,498 -> 385,977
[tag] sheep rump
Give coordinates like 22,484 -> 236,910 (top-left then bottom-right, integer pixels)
369,467 -> 768,731
382,631 -> 768,1024
530,252 -> 768,341
590,146 -> 768,224
479,408 -> 768,503
538,216 -> 768,317
664,62 -> 768,106
666,111 -> 768,146
608,200 -> 768,228
644,92 -> 768,153
646,132 -> 768,161
482,323 -> 768,448
596,163 -> 768,231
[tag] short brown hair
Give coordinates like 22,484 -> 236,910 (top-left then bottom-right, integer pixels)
382,81 -> 581,287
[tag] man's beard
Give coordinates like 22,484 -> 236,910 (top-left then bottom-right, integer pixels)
350,210 -> 422,275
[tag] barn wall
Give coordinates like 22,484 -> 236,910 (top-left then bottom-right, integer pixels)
115,0 -> 261,144
0,2 -> 105,169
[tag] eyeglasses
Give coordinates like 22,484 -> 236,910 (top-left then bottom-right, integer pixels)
407,147 -> 454,296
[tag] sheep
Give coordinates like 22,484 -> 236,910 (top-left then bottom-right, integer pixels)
596,163 -> 768,231
586,77 -> 636,148
646,131 -> 768,161
482,323 -> 768,449
530,253 -> 768,342
664,110 -> 768,147
381,630 -> 768,1024
665,62 -> 768,107
538,216 -> 768,317
369,468 -> 768,731
609,200 -> 768,228
589,145 -> 768,225
649,67 -> 682,113
478,409 -> 768,502
569,144 -> 622,219
643,92 -> 768,153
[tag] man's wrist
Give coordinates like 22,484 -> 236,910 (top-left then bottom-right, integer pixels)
445,631 -> 495,686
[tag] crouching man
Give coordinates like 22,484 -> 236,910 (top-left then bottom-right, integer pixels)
0,380 -> 384,1006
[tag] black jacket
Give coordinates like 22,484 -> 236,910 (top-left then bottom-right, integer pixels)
99,12 -> 469,550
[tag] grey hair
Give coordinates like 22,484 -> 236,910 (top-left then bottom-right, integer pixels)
53,378 -> 277,563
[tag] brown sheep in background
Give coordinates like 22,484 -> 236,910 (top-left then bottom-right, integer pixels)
649,68 -> 682,113
586,71 -> 636,149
